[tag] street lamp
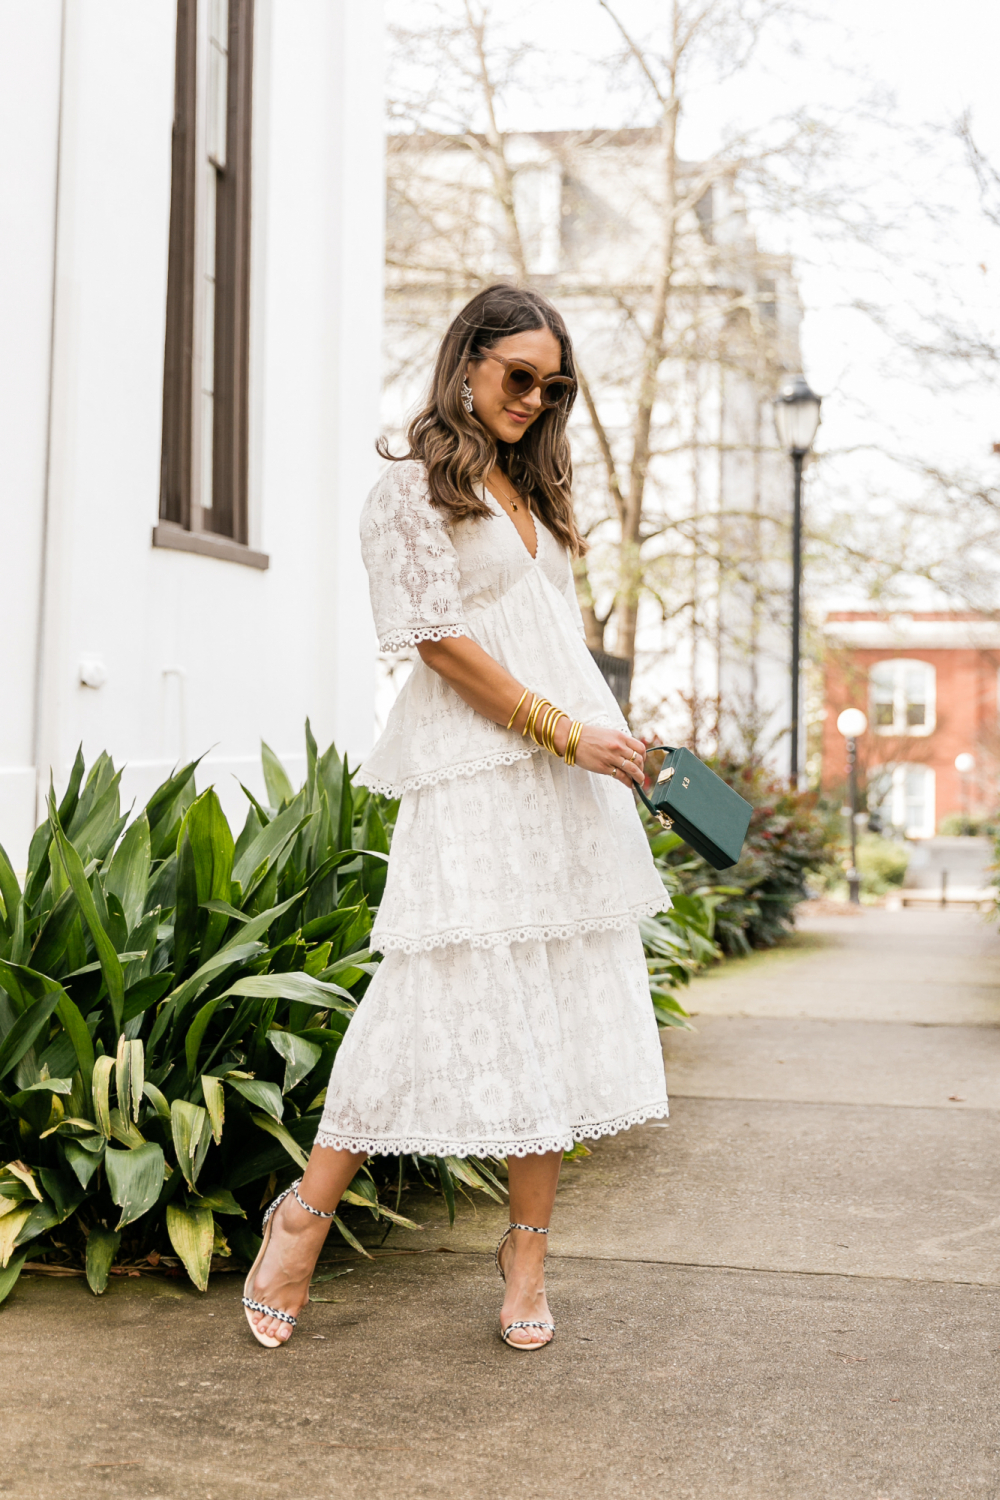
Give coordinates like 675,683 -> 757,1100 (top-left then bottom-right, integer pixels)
837,708 -> 868,905
774,374 -> 822,787
955,752 -> 975,824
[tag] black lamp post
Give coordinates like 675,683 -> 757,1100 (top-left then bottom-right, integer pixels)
773,374 -> 822,787
837,708 -> 867,905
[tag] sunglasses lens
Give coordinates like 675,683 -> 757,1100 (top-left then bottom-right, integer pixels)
542,381 -> 572,406
505,367 -> 535,395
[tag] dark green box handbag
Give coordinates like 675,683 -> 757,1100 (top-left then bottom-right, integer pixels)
635,746 -> 752,871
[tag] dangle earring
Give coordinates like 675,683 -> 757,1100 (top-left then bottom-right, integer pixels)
460,379 -> 475,415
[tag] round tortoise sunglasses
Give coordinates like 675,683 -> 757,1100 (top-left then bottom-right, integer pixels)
476,350 -> 576,408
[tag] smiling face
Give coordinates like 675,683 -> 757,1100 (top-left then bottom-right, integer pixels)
465,326 -> 564,445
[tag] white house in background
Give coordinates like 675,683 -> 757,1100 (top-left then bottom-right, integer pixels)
0,0 -> 385,866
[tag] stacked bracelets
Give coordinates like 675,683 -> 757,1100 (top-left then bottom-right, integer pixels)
506,690 -> 584,767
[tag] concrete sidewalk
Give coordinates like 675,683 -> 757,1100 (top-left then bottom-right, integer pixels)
5,908 -> 1000,1499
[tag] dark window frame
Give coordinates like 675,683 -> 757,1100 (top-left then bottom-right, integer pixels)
155,0 -> 266,568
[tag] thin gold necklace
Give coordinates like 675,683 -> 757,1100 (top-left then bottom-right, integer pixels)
490,472 -> 527,514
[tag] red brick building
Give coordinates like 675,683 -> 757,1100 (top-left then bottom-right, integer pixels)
821,612 -> 1000,836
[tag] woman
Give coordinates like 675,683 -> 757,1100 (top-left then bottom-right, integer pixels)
242,283 -> 670,1352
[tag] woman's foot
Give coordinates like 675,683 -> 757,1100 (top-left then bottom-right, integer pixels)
497,1226 -> 554,1348
248,1194 -> 330,1344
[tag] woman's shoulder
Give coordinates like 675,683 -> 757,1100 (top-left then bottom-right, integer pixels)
361,459 -> 435,535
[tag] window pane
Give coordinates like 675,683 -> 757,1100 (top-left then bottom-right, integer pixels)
870,664 -> 894,701
875,702 -> 894,727
904,766 -> 926,831
906,702 -> 925,726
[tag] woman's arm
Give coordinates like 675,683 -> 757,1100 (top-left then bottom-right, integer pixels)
417,636 -> 646,787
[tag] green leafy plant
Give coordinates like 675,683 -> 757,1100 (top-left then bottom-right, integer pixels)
0,726 -> 509,1302
648,758 -> 835,955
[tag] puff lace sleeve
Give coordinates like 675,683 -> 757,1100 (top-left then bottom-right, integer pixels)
360,461 -> 468,653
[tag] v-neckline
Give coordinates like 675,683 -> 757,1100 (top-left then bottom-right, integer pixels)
482,482 -> 539,562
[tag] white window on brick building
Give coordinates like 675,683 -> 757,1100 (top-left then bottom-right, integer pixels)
870,659 -> 936,736
868,763 -> 936,838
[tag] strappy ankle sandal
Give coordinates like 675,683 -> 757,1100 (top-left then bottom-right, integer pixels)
494,1221 -> 556,1352
242,1177 -> 335,1348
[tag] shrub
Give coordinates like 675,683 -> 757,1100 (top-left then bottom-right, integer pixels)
938,813 -> 998,837
0,726 -> 503,1303
649,757 -> 836,954
855,833 -> 910,894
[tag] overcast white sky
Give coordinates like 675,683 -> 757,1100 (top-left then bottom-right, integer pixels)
388,0 -> 1000,604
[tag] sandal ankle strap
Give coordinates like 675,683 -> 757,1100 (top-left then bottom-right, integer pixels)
508,1221 -> 549,1234
292,1179 -> 336,1219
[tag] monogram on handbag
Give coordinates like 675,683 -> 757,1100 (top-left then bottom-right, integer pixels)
634,746 -> 753,871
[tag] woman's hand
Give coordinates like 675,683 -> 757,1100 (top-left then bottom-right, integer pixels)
414,638 -> 647,790
569,725 -> 647,787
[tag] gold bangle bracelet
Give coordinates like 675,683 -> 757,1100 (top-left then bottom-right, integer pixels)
546,711 -> 569,755
506,687 -> 530,732
526,697 -> 552,744
537,705 -> 560,751
564,720 -> 583,766
522,694 -> 540,739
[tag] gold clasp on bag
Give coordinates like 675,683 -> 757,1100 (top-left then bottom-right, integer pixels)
655,813 -> 674,831
656,765 -> 675,786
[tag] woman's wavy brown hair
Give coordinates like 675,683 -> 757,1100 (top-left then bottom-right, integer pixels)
377,283 -> 584,554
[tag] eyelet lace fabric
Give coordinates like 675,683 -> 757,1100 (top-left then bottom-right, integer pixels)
318,461 -> 671,1159
370,751 -> 669,955
317,924 -> 670,1160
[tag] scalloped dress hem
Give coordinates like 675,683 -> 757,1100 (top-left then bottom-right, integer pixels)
370,897 -> 670,955
313,1098 -> 670,1159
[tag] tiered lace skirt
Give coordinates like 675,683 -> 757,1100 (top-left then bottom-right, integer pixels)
316,751 -> 671,1158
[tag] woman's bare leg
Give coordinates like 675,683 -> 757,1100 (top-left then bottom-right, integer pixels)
250,1145 -> 365,1343
498,1149 -> 562,1347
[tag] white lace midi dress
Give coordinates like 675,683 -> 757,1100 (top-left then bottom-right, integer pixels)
316,460 -> 670,1159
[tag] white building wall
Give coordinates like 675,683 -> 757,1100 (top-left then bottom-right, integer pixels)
0,0 -> 384,866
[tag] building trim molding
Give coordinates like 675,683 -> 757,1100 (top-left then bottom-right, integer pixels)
151,522 -> 268,569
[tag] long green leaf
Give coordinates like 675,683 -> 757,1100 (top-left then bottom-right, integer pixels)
54,993 -> 95,1096
141,1081 -> 171,1121
232,801 -> 312,893
230,1079 -> 284,1122
184,997 -> 226,1080
0,841 -> 22,932
331,1213 -> 372,1259
249,1110 -> 307,1166
194,1186 -> 244,1216
49,814 -> 124,1033
63,1138 -> 104,1188
114,1035 -> 143,1122
261,741 -> 295,810
267,1030 -> 322,1093
85,1226 -> 120,1294
166,1203 -> 213,1291
104,814 -> 151,932
201,1075 -> 225,1143
163,891 -> 304,1015
0,1249 -> 28,1306
0,1208 -> 33,1268
182,789 -> 235,963
92,1055 -> 114,1139
0,990 -> 61,1081
171,1099 -> 211,1191
104,1143 -> 166,1229
56,745 -> 86,827
219,972 -> 355,1006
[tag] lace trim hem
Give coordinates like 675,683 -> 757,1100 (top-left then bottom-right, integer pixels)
379,624 -> 468,653
313,1099 -> 670,1160
356,745 -> 538,798
369,896 -> 671,955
